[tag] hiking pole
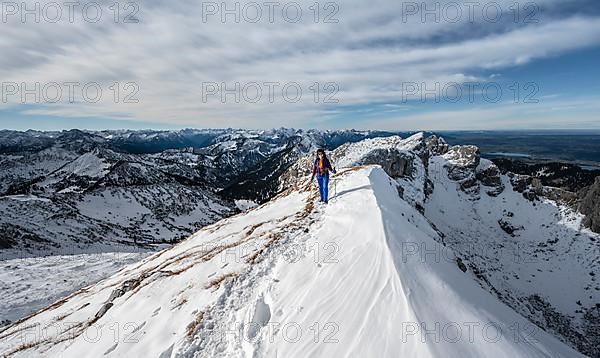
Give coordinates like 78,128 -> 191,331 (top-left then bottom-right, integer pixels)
333,175 -> 337,198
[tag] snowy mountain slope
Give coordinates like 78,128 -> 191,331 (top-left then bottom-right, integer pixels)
0,167 -> 583,357
0,144 -> 235,259
235,167 -> 581,358
424,154 -> 600,355
0,128 -> 397,330
0,128 -> 392,259
0,146 -> 78,194
1,130 -> 597,356
281,133 -> 599,356
0,178 -> 311,357
0,252 -> 150,326
0,180 -> 233,259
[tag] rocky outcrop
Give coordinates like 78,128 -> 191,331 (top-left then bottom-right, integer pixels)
444,145 -> 480,168
442,146 -> 481,196
509,173 -> 540,201
497,160 -> 597,233
354,148 -> 413,178
425,135 -> 449,155
493,158 -> 600,193
498,219 -> 520,237
441,145 -> 505,197
476,163 -> 505,197
509,172 -> 580,206
579,176 -> 600,233
542,187 -> 579,207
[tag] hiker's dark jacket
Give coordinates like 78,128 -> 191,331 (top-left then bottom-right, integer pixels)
313,157 -> 335,177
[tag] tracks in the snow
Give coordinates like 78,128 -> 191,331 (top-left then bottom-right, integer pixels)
178,185 -> 325,356
1,181 -> 326,357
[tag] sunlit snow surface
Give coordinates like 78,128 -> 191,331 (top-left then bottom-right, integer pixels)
0,167 -> 583,357
0,252 -> 150,324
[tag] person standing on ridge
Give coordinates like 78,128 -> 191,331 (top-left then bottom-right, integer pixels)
310,148 -> 337,203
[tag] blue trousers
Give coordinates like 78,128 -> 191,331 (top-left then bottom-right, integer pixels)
317,175 -> 329,202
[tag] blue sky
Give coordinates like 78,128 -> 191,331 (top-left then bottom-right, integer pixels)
1,0 -> 599,130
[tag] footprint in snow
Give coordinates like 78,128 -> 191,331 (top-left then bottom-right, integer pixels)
152,307 -> 161,317
104,342 -> 118,355
131,321 -> 146,334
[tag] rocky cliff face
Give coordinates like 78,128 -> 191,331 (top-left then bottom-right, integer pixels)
438,145 -> 505,198
495,158 -> 599,233
580,176 -> 600,233
429,145 -> 598,357
353,148 -> 414,178
425,134 -> 450,155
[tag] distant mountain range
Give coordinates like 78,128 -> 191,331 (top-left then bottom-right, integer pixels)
0,128 -> 400,258
1,128 -> 599,257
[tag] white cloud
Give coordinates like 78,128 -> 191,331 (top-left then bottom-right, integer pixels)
0,0 -> 599,128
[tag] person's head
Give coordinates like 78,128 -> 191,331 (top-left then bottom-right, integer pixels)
317,148 -> 325,159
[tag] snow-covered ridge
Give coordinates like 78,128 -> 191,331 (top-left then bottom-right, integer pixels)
0,132 -> 597,357
280,133 -> 598,356
0,166 -> 584,357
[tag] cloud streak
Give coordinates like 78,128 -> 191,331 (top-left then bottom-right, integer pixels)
0,0 -> 599,129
